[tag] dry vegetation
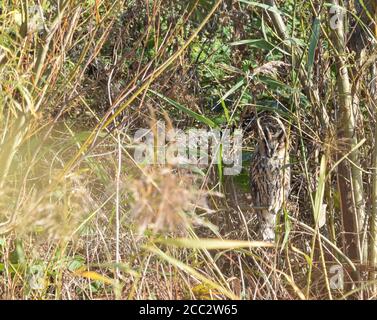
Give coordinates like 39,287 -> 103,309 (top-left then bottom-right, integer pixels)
1,0 -> 377,300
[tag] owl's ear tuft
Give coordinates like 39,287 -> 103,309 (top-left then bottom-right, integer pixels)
264,128 -> 272,141
277,130 -> 286,146
256,118 -> 265,139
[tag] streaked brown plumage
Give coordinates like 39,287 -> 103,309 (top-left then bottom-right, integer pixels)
249,115 -> 290,241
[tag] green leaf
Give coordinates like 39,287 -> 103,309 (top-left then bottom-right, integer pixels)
307,18 -> 321,80
68,256 -> 85,272
9,239 -> 26,265
220,100 -> 230,124
149,90 -> 217,128
215,79 -> 245,107
230,39 -> 274,51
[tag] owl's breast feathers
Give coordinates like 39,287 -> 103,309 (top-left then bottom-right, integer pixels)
250,153 -> 290,214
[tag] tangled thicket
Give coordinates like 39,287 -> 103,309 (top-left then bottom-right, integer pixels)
0,0 -> 377,300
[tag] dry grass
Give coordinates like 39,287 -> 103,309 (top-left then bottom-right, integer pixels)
1,0 -> 377,300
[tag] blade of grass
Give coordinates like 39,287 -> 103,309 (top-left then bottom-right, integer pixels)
146,245 -> 239,300
157,238 -> 275,249
149,90 -> 217,128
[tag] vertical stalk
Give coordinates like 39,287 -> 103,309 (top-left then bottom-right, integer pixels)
369,64 -> 377,291
329,0 -> 366,289
370,122 -> 377,289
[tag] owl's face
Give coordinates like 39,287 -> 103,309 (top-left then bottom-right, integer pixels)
256,117 -> 287,159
